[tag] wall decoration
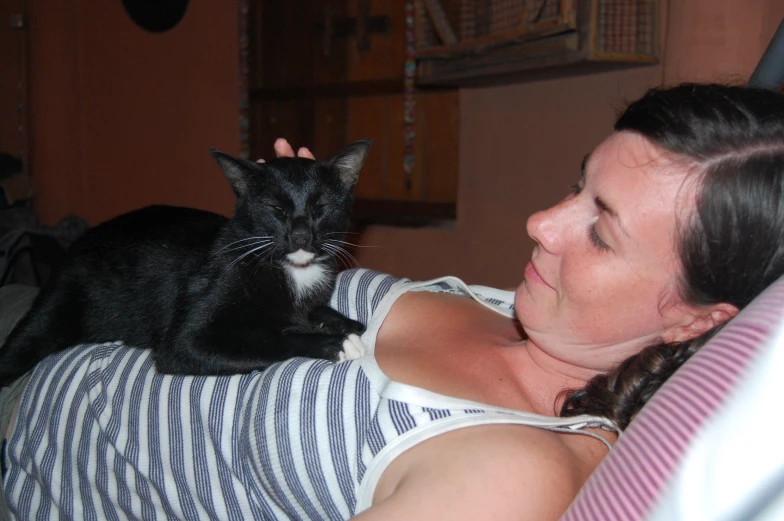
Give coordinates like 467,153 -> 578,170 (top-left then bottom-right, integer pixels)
122,0 -> 189,33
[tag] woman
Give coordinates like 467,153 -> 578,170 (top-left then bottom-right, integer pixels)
2,83 -> 783,520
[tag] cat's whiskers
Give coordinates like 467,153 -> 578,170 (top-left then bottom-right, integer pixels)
251,243 -> 281,276
324,238 -> 377,249
322,240 -> 352,262
336,248 -> 360,269
220,241 -> 274,279
216,236 -> 273,253
270,243 -> 288,268
251,252 -> 270,277
220,241 -> 272,255
322,241 -> 359,268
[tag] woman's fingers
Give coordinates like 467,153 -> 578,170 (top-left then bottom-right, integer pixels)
256,139 -> 316,163
297,147 -> 315,160
274,138 -> 296,158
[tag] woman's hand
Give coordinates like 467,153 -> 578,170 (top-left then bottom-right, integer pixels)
257,138 -> 315,164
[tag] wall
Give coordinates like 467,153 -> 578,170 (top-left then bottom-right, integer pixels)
353,0 -> 784,287
24,0 -> 240,226
0,2 -> 23,163
4,0 -> 783,288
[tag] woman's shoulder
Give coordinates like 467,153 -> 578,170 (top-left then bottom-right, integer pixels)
382,289 -> 518,336
332,269 -> 515,324
366,423 -> 601,520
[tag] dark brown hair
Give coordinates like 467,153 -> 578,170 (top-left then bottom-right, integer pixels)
560,83 -> 784,429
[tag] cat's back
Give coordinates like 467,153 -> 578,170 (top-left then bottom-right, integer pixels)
0,205 -> 229,370
64,204 -> 227,295
74,205 -> 226,252
54,205 -> 227,342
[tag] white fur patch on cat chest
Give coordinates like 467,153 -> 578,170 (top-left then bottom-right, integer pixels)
285,263 -> 328,299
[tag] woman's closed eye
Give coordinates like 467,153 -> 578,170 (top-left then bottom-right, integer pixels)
588,222 -> 610,251
571,183 -> 611,252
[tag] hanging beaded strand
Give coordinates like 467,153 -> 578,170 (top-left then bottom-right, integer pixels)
14,0 -> 27,178
238,0 -> 250,160
403,0 -> 416,192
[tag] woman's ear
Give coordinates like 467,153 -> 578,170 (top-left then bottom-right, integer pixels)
661,302 -> 739,343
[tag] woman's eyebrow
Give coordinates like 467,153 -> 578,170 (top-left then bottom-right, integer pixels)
580,153 -> 591,181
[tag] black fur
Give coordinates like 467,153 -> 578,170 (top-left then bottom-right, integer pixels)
0,141 -> 372,385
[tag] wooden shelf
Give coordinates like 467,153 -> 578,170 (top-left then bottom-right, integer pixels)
414,0 -> 660,88
250,78 -> 456,102
416,32 -> 658,87
251,79 -> 404,102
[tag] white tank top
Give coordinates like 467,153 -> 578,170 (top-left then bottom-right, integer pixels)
5,269 -> 618,520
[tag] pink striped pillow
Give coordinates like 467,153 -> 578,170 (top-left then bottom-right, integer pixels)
561,275 -> 784,521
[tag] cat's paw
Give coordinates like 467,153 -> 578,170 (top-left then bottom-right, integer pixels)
337,334 -> 366,362
309,306 -> 366,337
345,319 -> 366,336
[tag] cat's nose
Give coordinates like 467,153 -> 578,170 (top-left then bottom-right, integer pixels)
291,226 -> 312,249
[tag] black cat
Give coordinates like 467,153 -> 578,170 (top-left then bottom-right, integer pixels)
0,141 -> 372,385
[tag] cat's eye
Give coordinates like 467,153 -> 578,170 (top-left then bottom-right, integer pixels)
268,204 -> 287,219
312,204 -> 327,219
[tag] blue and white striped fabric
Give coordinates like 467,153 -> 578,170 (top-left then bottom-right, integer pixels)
4,269 -> 616,520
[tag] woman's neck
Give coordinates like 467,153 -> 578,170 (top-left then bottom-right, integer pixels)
512,339 -> 600,415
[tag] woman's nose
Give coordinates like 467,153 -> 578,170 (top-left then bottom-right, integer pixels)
526,201 -> 568,254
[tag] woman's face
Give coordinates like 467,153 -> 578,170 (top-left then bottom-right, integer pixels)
515,131 -> 698,372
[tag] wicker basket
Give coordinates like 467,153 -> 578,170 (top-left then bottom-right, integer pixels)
415,0 -> 659,86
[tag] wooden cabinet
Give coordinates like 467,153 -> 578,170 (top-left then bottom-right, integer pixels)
247,0 -> 459,225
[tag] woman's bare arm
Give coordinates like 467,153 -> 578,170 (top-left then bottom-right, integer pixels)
353,424 -> 587,521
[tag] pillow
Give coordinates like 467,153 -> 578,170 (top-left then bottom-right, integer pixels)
561,275 -> 784,520
648,307 -> 784,518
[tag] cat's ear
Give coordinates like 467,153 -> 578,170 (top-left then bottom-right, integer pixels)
209,149 -> 258,197
325,140 -> 372,188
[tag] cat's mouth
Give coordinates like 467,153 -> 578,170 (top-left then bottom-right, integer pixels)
286,249 -> 316,268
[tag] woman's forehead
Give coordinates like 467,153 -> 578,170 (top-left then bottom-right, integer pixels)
590,132 -> 696,248
591,132 -> 673,172
590,132 -> 693,194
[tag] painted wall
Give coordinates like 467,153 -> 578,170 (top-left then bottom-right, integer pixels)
0,2 -> 23,164
354,0 -> 784,287
22,0 -> 240,226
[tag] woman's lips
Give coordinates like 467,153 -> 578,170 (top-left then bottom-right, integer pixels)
525,261 -> 554,290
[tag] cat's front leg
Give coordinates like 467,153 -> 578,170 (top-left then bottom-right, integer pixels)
308,305 -> 366,337
159,324 -> 364,376
307,306 -> 367,361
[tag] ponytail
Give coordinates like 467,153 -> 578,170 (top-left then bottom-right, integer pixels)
560,328 -> 720,430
